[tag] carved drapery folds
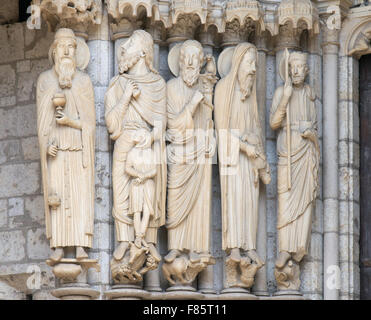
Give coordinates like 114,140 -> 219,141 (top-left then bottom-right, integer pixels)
32,0 -> 102,38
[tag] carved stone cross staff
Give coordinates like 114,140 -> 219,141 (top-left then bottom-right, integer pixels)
284,48 -> 292,190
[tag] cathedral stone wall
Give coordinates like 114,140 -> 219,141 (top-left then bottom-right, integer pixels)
0,0 -> 368,300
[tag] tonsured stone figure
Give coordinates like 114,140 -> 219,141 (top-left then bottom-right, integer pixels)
215,43 -> 271,290
36,28 -> 95,262
270,50 -> 320,292
105,30 -> 166,282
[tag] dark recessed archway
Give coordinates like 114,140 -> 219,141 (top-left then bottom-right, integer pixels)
360,53 -> 371,300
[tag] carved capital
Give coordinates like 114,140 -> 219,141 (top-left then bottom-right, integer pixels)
110,18 -> 138,40
167,14 -> 200,45
170,0 -> 211,26
275,23 -> 302,52
32,0 -> 102,39
225,0 -> 265,35
276,0 -> 320,36
221,19 -> 255,47
321,24 -> 340,54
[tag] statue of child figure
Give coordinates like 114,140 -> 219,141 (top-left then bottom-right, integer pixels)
125,128 -> 157,250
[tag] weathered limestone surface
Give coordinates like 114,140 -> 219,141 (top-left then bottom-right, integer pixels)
0,0 -> 366,300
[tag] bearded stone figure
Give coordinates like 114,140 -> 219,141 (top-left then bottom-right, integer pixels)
163,40 -> 216,289
270,50 -> 320,294
36,28 -> 96,266
104,30 -> 167,284
215,43 -> 271,293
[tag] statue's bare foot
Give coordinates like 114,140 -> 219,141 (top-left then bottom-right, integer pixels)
247,249 -> 265,268
148,243 -> 161,263
164,249 -> 180,263
275,251 -> 291,269
113,241 -> 129,261
50,247 -> 64,262
76,246 -> 88,260
229,248 -> 241,263
134,237 -> 142,249
189,251 -> 201,263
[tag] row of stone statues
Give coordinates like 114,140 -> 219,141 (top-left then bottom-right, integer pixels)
36,27 -> 319,297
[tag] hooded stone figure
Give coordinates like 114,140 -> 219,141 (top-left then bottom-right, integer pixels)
36,28 -> 96,261
215,43 -> 270,266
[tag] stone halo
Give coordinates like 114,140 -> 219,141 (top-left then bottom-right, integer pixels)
48,35 -> 90,71
217,46 -> 235,78
168,43 -> 182,77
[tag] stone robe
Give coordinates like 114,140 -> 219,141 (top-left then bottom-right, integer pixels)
105,72 -> 166,244
270,84 -> 319,254
166,77 -> 213,253
215,43 -> 264,251
36,69 -> 95,248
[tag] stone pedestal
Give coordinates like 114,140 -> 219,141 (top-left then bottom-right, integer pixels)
219,287 -> 258,300
47,258 -> 100,300
164,285 -> 204,300
52,283 -> 100,300
104,284 -> 150,300
272,290 -> 305,300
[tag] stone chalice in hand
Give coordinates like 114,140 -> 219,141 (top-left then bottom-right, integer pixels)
53,92 -> 66,113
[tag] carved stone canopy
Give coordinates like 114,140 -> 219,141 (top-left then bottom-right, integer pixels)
32,0 -> 102,39
276,0 -> 320,36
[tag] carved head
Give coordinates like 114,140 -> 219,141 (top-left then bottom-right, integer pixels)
119,30 -> 156,74
288,52 -> 308,86
238,46 -> 257,100
50,28 -> 77,89
179,40 -> 204,87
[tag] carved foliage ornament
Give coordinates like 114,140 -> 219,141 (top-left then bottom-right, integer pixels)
32,0 -> 102,36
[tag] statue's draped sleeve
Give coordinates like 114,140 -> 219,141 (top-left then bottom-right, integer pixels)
36,71 -> 57,239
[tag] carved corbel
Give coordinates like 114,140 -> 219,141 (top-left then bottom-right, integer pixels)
32,0 -> 102,39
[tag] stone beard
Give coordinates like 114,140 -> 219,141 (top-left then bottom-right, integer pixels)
36,37 -> 96,252
165,40 -> 213,262
105,30 -> 167,265
270,53 -> 320,271
55,54 -> 76,89
215,43 -> 268,267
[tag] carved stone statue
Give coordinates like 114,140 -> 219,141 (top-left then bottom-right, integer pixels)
270,50 -> 319,294
36,28 -> 99,286
163,40 -> 216,288
215,43 -> 271,292
104,30 -> 167,284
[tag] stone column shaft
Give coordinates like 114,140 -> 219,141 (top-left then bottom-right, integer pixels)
253,32 -> 269,296
322,28 -> 340,300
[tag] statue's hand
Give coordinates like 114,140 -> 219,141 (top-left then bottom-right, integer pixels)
243,143 -> 258,159
301,129 -> 315,140
125,80 -> 139,100
283,78 -> 293,100
56,110 -> 72,127
47,145 -> 58,157
191,90 -> 204,107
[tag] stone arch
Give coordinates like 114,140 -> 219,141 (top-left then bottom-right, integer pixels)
341,16 -> 371,59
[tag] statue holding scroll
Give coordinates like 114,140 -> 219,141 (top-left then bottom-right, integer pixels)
270,50 -> 319,293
